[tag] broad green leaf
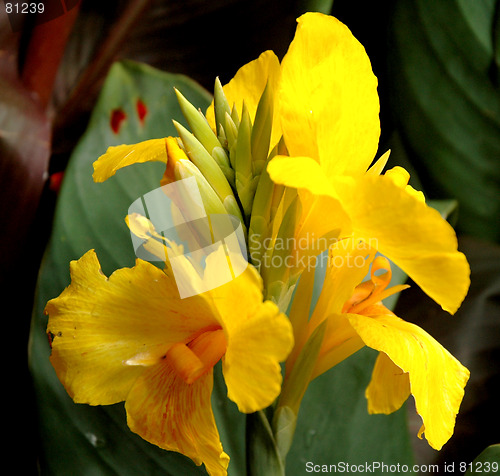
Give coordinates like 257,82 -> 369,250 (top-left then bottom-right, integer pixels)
465,444 -> 500,475
387,0 -> 500,242
29,60 -> 246,476
286,348 -> 414,472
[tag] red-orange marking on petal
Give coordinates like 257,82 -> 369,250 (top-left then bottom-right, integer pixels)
110,108 -> 127,134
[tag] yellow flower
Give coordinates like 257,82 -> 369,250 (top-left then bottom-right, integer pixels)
82,11 -> 471,458
93,14 -> 469,316
45,246 -> 293,476
265,12 -> 470,315
282,239 -> 469,451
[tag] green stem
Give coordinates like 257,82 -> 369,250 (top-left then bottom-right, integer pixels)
246,410 -> 286,476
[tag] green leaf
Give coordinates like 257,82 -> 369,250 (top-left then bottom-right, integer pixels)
285,347 -> 415,472
29,60 -> 246,475
465,444 -> 500,475
387,0 -> 500,242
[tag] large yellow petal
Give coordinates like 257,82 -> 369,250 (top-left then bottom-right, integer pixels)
279,12 -> 380,176
267,155 -> 339,199
336,173 -> 470,314
267,158 -> 352,260
365,351 -> 411,414
204,257 -> 265,327
311,314 -> 364,381
308,240 -> 376,379
347,313 -> 470,450
294,191 -> 347,264
93,138 -> 167,182
125,362 -> 229,476
310,238 -> 376,327
173,249 -> 293,412
45,249 -> 218,405
206,50 -> 282,148
222,300 -> 293,413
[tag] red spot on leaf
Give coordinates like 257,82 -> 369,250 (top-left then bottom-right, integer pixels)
136,99 -> 148,124
110,108 -> 127,134
49,171 -> 64,192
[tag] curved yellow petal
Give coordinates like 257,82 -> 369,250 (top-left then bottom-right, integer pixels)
385,166 -> 425,202
125,363 -> 229,476
365,351 -> 411,414
206,50 -> 282,148
205,259 -> 264,326
93,138 -> 168,182
173,251 -> 293,412
311,238 -> 376,328
267,158 -> 352,258
308,240 -> 376,379
337,174 -> 470,314
347,313 -> 470,450
279,12 -> 380,176
311,314 -> 364,381
222,300 -> 293,413
45,249 -> 218,405
267,155 -> 338,199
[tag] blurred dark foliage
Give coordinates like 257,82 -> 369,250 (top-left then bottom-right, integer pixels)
1,0 -> 499,473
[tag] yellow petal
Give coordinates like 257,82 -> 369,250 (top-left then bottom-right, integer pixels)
294,191 -> 346,263
93,138 -> 167,182
365,351 -> 411,414
159,249 -> 291,412
125,362 -> 229,476
366,150 -> 391,176
205,258 -> 264,322
347,312 -> 470,450
45,249 -> 218,405
206,50 -> 282,149
202,260 -> 292,412
279,12 -> 380,176
310,314 -> 364,380
308,240 -> 376,379
311,238 -> 376,325
266,158 -> 351,262
384,166 -> 425,202
336,173 -> 470,314
267,155 -> 339,199
222,300 -> 293,413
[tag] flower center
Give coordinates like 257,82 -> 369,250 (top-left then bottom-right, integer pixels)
165,328 -> 227,384
342,256 -> 409,315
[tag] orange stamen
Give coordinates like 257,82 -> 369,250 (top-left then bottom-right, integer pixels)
165,329 -> 227,384
344,256 -> 409,315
